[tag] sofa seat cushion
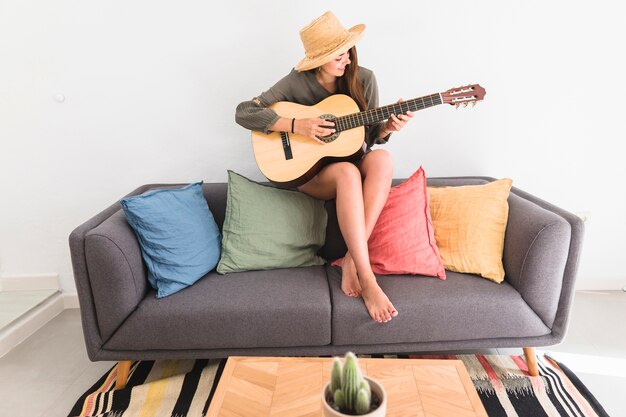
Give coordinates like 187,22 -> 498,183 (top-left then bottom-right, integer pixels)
326,266 -> 551,346
104,266 -> 331,351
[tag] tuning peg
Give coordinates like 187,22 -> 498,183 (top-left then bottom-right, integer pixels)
455,103 -> 460,109
471,101 -> 477,107
462,102 -> 468,108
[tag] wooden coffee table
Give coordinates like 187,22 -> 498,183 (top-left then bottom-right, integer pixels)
206,356 -> 488,417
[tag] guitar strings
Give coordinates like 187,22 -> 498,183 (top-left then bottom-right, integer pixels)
334,93 -> 443,133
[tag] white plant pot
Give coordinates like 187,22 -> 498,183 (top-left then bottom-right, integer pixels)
322,376 -> 387,417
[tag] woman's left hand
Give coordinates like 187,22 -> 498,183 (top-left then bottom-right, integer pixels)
382,98 -> 414,135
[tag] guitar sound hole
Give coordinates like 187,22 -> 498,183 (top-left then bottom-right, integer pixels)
317,133 -> 338,143
317,115 -> 338,143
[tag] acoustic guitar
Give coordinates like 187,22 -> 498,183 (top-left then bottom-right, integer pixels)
251,84 -> 486,188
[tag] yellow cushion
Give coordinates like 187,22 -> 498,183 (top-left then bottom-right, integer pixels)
427,179 -> 513,283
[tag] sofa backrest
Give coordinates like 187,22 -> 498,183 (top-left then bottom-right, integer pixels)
201,183 -> 229,231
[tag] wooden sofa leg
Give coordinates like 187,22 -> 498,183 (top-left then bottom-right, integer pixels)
116,360 -> 132,390
523,347 -> 539,376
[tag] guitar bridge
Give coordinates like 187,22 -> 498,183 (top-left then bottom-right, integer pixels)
280,132 -> 293,160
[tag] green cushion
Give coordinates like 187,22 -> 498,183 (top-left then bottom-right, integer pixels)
216,171 -> 327,273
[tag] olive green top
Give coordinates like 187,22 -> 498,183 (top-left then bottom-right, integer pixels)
235,66 -> 391,150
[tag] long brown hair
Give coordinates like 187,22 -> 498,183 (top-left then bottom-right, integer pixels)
337,47 -> 367,111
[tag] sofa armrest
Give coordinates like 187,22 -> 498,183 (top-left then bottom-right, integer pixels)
84,210 -> 149,342
503,187 -> 585,335
69,184 -> 158,358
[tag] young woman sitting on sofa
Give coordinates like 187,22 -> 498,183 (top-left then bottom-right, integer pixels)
235,11 -> 414,323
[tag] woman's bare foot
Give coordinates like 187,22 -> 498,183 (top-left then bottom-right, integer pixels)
341,252 -> 362,297
359,275 -> 398,323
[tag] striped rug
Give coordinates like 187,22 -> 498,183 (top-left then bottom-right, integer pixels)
68,354 -> 608,417
68,359 -> 225,417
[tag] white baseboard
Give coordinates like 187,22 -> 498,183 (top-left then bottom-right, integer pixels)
574,277 -> 626,291
0,292 -> 67,358
0,273 -> 59,291
63,293 -> 80,309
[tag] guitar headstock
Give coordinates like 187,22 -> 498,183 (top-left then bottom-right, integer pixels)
441,84 -> 486,108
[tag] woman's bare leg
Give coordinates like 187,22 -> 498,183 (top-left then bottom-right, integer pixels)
342,150 -> 394,296
359,149 -> 394,228
298,161 -> 397,323
324,150 -> 395,298
340,251 -> 360,296
342,149 -> 394,280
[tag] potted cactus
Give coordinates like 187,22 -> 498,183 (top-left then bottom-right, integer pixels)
322,352 -> 387,416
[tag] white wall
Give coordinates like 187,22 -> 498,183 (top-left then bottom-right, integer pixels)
1,0 -> 624,293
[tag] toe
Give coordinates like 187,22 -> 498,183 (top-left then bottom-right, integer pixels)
388,304 -> 398,317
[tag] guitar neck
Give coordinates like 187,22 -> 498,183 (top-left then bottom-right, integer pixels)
335,93 -> 443,132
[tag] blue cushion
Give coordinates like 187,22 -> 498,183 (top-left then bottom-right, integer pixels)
120,182 -> 221,298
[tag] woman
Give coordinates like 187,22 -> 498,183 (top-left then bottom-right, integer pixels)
235,11 -> 413,323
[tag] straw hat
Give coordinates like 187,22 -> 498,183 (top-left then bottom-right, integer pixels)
295,11 -> 365,72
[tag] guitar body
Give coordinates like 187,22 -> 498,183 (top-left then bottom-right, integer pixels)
250,84 -> 486,188
251,94 -> 365,189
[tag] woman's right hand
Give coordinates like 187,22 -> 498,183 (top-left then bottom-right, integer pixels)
294,118 -> 335,143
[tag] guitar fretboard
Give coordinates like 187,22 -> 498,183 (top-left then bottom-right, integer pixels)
335,93 -> 443,132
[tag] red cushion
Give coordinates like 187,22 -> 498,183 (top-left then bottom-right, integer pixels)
332,167 -> 446,279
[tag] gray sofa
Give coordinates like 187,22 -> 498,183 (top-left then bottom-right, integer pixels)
69,177 -> 584,388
